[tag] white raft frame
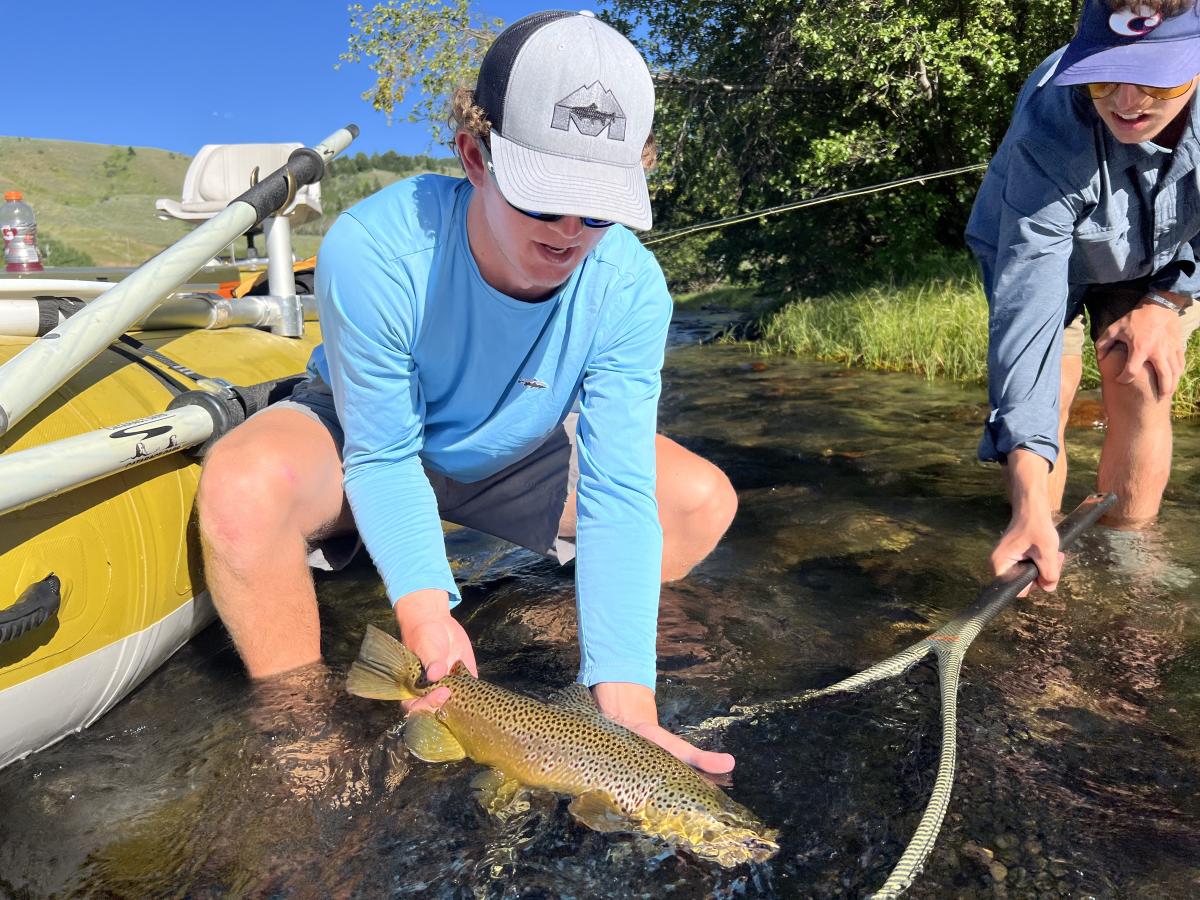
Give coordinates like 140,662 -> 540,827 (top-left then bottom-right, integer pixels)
0,126 -> 356,770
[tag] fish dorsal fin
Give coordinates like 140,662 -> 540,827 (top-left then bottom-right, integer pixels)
449,660 -> 472,678
346,625 -> 421,701
568,791 -> 634,834
403,713 -> 467,763
548,683 -> 604,717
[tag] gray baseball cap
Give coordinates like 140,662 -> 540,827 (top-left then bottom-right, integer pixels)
475,10 -> 655,231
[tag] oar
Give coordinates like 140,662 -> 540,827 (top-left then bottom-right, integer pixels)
0,125 -> 357,438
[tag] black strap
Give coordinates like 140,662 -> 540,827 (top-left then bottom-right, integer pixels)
33,296 -> 86,336
33,294 -> 219,394
114,334 -> 216,385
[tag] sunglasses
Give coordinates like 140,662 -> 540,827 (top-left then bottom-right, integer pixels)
477,140 -> 614,229
1083,79 -> 1196,100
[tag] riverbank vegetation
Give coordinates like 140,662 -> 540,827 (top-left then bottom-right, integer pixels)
682,268 -> 1200,418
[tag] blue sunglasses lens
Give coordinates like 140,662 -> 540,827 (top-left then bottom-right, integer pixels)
518,208 -> 613,228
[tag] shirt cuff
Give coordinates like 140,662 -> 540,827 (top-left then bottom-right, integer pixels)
578,658 -> 657,692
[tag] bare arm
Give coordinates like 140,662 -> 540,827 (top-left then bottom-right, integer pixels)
992,449 -> 1063,594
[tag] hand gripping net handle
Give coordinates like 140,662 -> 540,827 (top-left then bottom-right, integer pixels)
814,492 -> 1116,899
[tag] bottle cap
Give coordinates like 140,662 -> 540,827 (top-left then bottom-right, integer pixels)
3,192 -> 22,201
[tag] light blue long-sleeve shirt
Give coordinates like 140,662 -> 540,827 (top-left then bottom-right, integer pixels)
966,49 -> 1200,466
310,174 -> 671,689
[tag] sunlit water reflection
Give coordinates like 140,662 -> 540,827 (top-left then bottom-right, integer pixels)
2,325 -> 1199,899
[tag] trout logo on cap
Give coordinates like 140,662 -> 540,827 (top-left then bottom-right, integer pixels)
1109,6 -> 1163,36
551,83 -> 627,141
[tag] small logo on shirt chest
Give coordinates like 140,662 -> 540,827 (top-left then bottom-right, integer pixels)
519,377 -> 549,390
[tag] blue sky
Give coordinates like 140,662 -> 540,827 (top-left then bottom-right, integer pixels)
6,1 -> 562,159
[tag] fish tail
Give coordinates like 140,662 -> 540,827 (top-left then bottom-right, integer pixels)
346,624 -> 423,702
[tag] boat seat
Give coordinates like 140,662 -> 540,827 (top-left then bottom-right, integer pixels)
155,143 -> 322,228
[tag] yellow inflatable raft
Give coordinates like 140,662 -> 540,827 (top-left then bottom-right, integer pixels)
0,324 -> 320,769
0,124 -> 354,770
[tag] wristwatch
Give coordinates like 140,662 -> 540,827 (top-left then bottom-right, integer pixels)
1141,292 -> 1190,316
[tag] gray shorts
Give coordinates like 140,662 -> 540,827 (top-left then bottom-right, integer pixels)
1063,279 -> 1200,356
272,376 -> 579,571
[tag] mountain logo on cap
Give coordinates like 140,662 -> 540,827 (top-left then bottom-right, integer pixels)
551,82 -> 627,141
1109,6 -> 1162,36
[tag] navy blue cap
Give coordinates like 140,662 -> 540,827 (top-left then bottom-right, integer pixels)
1053,1 -> 1200,87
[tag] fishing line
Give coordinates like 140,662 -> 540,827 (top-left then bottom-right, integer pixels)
639,163 -> 988,247
691,492 -> 1116,899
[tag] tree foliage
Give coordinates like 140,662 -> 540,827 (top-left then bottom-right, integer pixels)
343,0 -> 1081,289
341,0 -> 501,145
606,0 -> 1079,290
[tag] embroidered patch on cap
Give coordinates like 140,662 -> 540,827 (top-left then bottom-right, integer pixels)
1109,6 -> 1163,36
551,83 -> 627,141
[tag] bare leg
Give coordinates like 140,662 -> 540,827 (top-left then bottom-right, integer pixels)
1095,343 -> 1174,526
1049,354 -> 1084,514
557,435 -> 737,582
197,409 -> 353,678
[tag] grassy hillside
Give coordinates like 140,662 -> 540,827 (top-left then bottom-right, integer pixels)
0,137 -> 193,266
0,138 -> 459,266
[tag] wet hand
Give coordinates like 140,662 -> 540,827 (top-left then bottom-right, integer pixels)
393,589 -> 478,715
990,513 -> 1063,597
1095,302 -> 1185,400
591,681 -> 736,775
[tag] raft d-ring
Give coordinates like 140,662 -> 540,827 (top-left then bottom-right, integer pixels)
248,165 -> 260,188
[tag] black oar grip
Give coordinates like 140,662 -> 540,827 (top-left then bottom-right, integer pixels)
234,125 -> 358,222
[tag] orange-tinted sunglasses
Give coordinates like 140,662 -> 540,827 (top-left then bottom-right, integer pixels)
1084,80 -> 1196,101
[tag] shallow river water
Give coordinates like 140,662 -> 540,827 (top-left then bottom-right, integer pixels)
2,325 -> 1199,899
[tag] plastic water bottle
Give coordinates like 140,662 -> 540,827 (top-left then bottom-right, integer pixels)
1,191 -> 45,272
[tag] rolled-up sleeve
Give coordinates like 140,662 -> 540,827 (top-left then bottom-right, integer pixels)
971,140 -> 1080,467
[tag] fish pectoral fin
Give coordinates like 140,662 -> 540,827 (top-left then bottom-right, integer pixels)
471,769 -> 529,817
567,791 -> 635,834
402,713 -> 467,763
548,683 -> 604,718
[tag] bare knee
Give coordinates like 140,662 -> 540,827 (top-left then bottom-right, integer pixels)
197,412 -> 347,551
198,439 -> 304,548
1098,345 -> 1173,418
686,464 -> 738,538
656,437 -> 737,540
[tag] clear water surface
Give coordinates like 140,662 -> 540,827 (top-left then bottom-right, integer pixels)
1,319 -> 1198,899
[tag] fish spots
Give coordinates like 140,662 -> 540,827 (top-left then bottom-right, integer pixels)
412,669 -> 776,865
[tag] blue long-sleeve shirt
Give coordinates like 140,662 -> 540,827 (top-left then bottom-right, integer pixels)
311,174 -> 671,689
966,49 -> 1200,466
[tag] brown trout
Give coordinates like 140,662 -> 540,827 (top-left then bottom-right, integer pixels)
346,625 -> 779,867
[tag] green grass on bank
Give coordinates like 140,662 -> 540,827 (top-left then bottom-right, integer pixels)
701,269 -> 1200,418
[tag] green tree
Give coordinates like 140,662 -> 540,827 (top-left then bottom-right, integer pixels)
606,0 -> 1078,290
39,234 -> 95,267
341,0 -> 502,145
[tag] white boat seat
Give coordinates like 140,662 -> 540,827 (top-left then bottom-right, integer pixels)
155,143 -> 322,228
